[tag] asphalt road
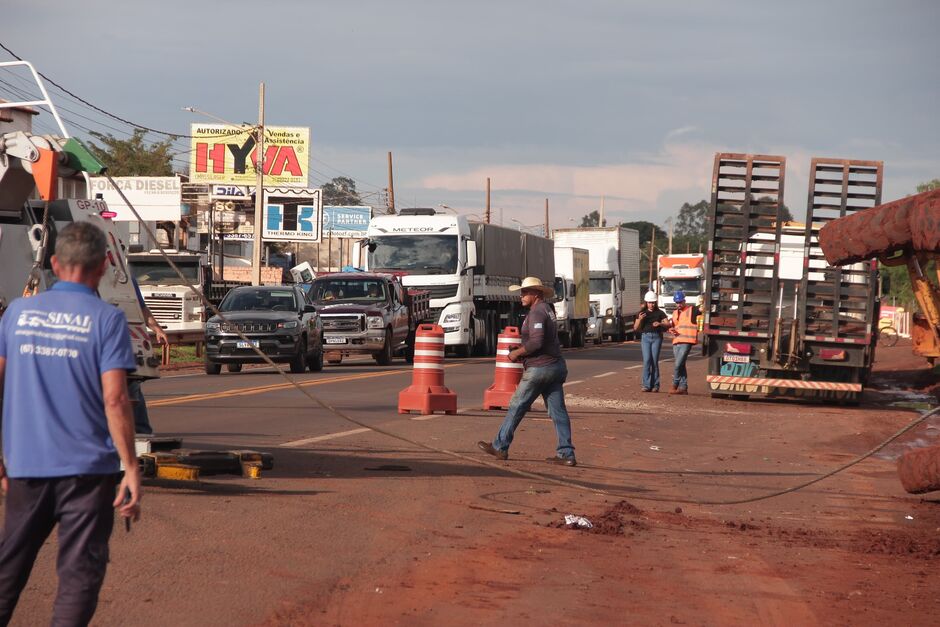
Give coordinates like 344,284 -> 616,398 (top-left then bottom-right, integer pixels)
145,340 -> 661,451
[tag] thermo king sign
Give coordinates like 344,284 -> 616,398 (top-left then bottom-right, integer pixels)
260,187 -> 322,242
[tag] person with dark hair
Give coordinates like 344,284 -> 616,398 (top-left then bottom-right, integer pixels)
0,221 -> 141,625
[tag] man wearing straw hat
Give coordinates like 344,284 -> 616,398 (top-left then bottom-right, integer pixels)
477,277 -> 576,466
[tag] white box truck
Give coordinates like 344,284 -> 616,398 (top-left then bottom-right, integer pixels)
356,208 -> 554,356
553,247 -> 590,347
552,227 -> 641,341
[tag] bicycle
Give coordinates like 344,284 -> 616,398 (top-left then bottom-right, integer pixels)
877,325 -> 899,347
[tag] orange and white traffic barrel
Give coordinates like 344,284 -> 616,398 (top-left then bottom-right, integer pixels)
483,326 -> 523,410
398,324 -> 457,415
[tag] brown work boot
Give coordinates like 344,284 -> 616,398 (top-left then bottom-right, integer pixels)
477,441 -> 508,460
669,385 -> 679,394
676,388 -> 688,395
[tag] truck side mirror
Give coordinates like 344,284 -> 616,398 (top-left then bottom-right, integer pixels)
619,278 -> 626,291
303,304 -> 317,314
569,284 -> 576,297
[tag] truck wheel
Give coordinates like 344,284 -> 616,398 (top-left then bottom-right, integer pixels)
307,340 -> 324,372
374,329 -> 393,365
205,360 -> 221,375
290,337 -> 307,373
226,363 -> 242,373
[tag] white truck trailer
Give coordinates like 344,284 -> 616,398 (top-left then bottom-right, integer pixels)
552,227 -> 641,341
656,253 -> 705,313
357,208 -> 554,356
553,247 -> 590,347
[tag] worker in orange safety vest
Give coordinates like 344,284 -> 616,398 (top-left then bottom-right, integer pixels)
666,290 -> 700,395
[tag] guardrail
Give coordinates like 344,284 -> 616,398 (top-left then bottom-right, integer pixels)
160,329 -> 206,366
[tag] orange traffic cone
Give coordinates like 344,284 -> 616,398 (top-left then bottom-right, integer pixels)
483,326 -> 523,410
398,324 -> 457,415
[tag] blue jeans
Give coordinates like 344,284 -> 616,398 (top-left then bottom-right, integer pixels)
640,332 -> 663,390
492,360 -> 575,459
128,379 -> 153,435
672,342 -> 693,389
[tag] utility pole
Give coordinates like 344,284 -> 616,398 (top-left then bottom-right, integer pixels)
544,198 -> 549,237
648,237 -> 655,290
600,195 -> 605,227
386,151 -> 396,214
251,82 -> 265,286
485,177 -> 491,224
666,216 -> 674,254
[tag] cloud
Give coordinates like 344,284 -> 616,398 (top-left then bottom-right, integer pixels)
418,139 -> 717,219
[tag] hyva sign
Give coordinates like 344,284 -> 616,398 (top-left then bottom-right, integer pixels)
189,124 -> 310,186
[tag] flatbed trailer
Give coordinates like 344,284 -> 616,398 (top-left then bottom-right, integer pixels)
702,153 -> 883,402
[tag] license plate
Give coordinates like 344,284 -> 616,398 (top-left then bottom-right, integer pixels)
236,340 -> 260,349
325,337 -> 347,344
722,353 -> 750,363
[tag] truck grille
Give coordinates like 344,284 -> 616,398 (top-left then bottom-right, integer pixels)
424,308 -> 443,324
321,315 -> 364,332
410,283 -> 459,300
143,296 -> 183,322
220,321 -> 275,333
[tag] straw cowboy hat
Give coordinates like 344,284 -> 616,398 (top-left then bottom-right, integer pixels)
509,277 -> 554,298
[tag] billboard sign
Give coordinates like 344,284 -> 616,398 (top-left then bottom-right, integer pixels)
189,124 -> 310,186
87,176 -> 182,221
262,187 -> 322,242
322,206 -> 372,238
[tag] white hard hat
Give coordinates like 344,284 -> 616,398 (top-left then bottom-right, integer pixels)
644,290 -> 657,302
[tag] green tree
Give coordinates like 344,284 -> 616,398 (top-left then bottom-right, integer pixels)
87,129 -> 177,176
321,176 -> 362,205
916,179 -> 940,193
620,221 -> 666,245
579,210 -> 605,227
674,200 -> 708,239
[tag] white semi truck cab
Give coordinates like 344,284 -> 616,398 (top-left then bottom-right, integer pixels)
127,250 -> 206,332
656,254 -> 705,313
359,208 -> 553,356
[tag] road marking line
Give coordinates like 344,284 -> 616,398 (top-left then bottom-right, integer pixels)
151,363 -> 470,408
563,379 -> 584,386
624,364 -> 643,370
594,371 -> 616,378
280,428 -> 371,447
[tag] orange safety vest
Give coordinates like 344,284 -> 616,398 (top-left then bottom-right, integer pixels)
671,305 -> 698,345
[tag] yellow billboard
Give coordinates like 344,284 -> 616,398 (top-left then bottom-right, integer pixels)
189,124 -> 309,186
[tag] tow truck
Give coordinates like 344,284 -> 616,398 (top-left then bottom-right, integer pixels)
0,60 -> 273,481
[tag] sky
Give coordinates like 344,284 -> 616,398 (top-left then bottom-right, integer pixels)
3,1 -> 938,229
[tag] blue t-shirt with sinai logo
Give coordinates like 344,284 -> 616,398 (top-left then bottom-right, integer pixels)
0,281 -> 136,478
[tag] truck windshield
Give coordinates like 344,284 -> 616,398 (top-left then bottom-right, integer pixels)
220,288 -> 297,312
589,278 -> 611,294
310,279 -> 388,304
129,262 -> 200,285
661,278 -> 701,295
368,235 -> 458,274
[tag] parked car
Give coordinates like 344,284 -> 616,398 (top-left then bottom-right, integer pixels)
204,285 -> 323,374
585,302 -> 603,345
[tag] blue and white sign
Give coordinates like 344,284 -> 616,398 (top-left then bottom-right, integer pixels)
322,205 -> 372,238
262,187 -> 322,242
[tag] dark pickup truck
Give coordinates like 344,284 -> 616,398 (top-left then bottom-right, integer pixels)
305,273 -> 429,365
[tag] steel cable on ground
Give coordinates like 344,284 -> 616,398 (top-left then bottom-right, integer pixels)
101,168 -> 935,508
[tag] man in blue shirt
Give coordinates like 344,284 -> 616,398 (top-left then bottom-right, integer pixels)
0,221 -> 141,625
